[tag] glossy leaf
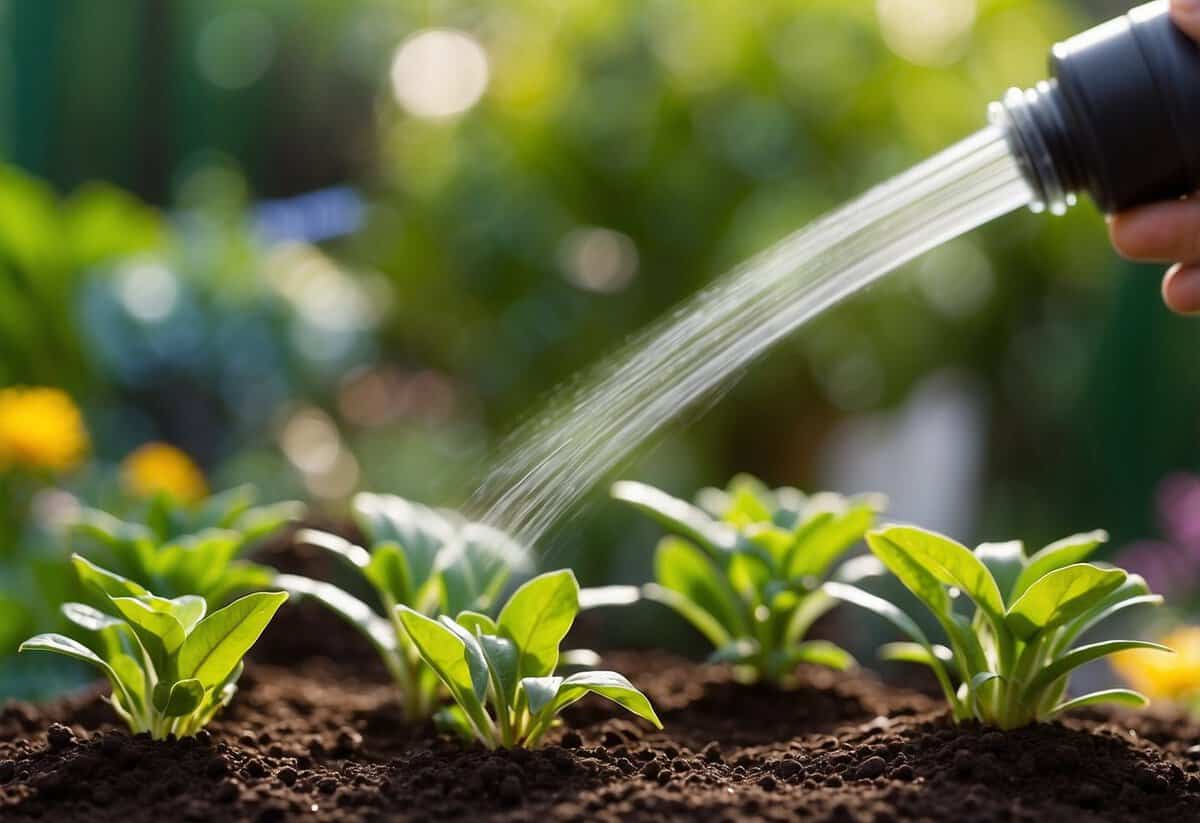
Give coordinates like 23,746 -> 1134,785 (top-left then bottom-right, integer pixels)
1006,564 -> 1126,641
611,481 -> 737,555
177,591 -> 288,689
1012,531 -> 1108,601
498,569 -> 579,679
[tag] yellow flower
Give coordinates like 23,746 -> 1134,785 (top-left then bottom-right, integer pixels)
1111,627 -> 1200,702
121,442 -> 208,505
0,386 -> 90,474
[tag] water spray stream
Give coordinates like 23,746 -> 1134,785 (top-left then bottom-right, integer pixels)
470,127 -> 1034,545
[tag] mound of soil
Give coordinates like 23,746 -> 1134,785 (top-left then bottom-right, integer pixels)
3,639 -> 1200,822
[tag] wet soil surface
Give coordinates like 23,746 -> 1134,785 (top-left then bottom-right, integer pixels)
4,625 -> 1200,823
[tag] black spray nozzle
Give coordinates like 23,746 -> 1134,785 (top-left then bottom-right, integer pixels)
993,1 -> 1200,215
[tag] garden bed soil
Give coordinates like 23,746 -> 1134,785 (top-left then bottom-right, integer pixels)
4,640 -> 1200,822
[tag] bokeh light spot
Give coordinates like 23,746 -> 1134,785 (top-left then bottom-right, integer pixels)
558,227 -> 639,294
196,10 -> 276,90
391,29 -> 490,119
876,0 -> 977,67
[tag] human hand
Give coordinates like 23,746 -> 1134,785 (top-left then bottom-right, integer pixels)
1107,0 -> 1200,314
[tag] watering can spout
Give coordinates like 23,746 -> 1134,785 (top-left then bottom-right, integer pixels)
990,1 -> 1200,215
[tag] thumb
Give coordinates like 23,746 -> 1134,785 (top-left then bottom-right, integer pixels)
1172,0 -> 1200,42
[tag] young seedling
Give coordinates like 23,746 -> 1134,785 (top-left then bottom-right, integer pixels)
19,555 -> 287,739
825,525 -> 1171,730
276,493 -> 532,721
606,475 -> 883,684
71,484 -> 301,605
396,569 -> 661,748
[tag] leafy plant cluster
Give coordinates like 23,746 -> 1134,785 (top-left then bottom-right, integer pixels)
827,526 -> 1168,729
71,484 -> 302,605
278,492 -> 536,720
605,476 -> 883,684
21,556 -> 287,739
399,569 -> 660,748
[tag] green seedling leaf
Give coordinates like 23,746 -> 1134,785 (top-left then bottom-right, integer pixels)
19,633 -> 139,714
655,536 -> 745,637
72,554 -> 148,598
1012,531 -> 1108,600
62,602 -> 123,632
786,501 -> 878,581
1023,640 -> 1172,702
438,616 -> 491,701
354,493 -> 452,592
1006,564 -> 1126,641
880,642 -> 954,666
396,606 -> 494,744
864,532 -> 954,619
974,541 -> 1025,602
365,543 -> 413,606
439,524 -> 527,615
178,591 -> 288,689
777,641 -> 855,672
522,675 -> 563,717
110,596 -> 187,675
873,526 -> 1005,625
540,671 -> 663,729
477,632 -> 520,708
396,606 -> 484,703
498,569 -> 580,679
611,481 -> 737,555
640,583 -> 732,649
1051,689 -> 1148,715
298,529 -> 372,569
457,611 -> 498,636
275,574 -> 397,653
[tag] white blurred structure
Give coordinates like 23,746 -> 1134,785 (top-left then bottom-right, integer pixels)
818,370 -> 988,539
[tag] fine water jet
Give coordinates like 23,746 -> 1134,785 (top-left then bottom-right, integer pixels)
473,1 -> 1200,544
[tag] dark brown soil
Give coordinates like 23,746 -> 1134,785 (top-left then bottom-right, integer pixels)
4,638 -> 1200,822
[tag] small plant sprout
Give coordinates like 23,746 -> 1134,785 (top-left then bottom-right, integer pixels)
277,493 -> 532,721
605,476 -> 884,684
71,484 -> 302,605
826,525 -> 1172,730
396,569 -> 661,748
19,555 -> 287,739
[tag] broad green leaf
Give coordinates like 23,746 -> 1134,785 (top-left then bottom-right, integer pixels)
522,676 -> 563,716
498,569 -> 579,679
1057,574 -> 1158,647
439,524 -> 527,615
364,543 -> 413,606
142,594 -> 207,634
873,526 -> 1004,626
61,602 -> 122,632
611,481 -> 737,555
274,574 -> 396,653
780,640 -> 855,671
783,589 -> 837,645
545,671 -> 662,728
655,537 -> 745,637
1023,640 -> 1172,702
396,606 -> 493,741
864,531 -> 953,619
298,529 -> 372,569
110,596 -> 186,675
1051,689 -> 1148,715
457,611 -> 498,636
19,633 -> 139,711
478,632 -> 520,708
787,501 -> 879,581
723,479 -> 774,527
161,679 -> 206,717
438,617 -> 490,700
1012,531 -> 1109,600
235,501 -> 304,545
1006,564 -> 1126,641
641,583 -> 732,649
177,591 -> 288,688
974,541 -> 1025,603
880,641 -> 954,666
72,554 -> 148,598
353,494 -> 452,591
